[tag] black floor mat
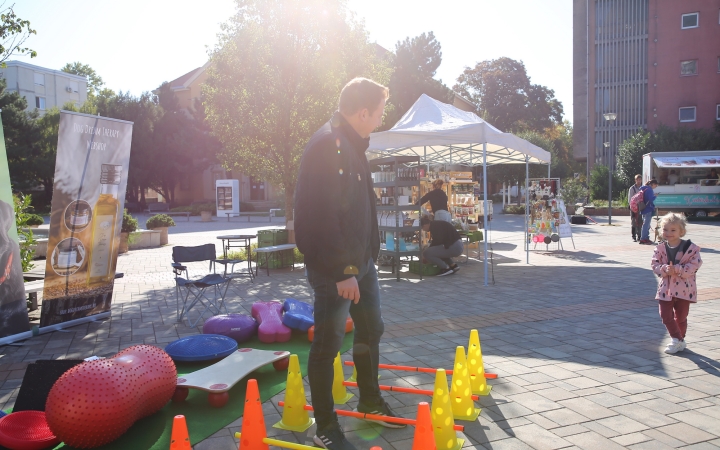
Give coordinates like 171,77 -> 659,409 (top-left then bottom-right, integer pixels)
12,359 -> 84,412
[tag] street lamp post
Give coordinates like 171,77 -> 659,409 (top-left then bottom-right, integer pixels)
603,112 -> 617,225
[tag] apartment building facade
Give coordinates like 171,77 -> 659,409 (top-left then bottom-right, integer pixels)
1,61 -> 88,113
573,0 -> 720,172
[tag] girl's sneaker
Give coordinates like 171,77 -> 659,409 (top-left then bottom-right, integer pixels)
680,340 -> 687,351
664,338 -> 684,354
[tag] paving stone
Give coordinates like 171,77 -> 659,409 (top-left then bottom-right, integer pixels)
508,423 -> 571,450
611,432 -> 652,446
564,431 -> 627,450
557,398 -> 616,420
654,422 -> 716,445
669,410 -> 720,436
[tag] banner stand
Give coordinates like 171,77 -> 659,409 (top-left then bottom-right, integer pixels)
0,312 -> 111,347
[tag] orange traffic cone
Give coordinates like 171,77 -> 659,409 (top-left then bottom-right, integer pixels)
170,415 -> 191,450
412,402 -> 436,450
238,379 -> 269,450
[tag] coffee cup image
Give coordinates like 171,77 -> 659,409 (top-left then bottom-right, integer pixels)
64,200 -> 92,232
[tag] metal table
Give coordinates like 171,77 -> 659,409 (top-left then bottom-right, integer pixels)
216,235 -> 256,280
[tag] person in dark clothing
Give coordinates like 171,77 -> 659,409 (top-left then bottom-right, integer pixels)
294,78 -> 403,450
420,215 -> 463,276
417,179 -> 450,222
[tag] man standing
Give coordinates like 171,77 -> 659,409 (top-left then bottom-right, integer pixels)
295,78 -> 404,450
628,174 -> 642,242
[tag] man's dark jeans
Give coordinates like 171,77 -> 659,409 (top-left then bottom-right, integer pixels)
306,258 -> 384,430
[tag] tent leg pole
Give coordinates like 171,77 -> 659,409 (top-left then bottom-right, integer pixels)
483,143 -> 488,286
526,157 -> 529,265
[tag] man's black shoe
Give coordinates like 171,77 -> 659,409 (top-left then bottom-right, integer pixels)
356,399 -> 407,429
313,424 -> 357,450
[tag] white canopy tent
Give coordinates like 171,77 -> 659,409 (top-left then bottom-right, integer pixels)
368,94 -> 552,285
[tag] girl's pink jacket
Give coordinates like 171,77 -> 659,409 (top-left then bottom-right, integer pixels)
651,240 -> 702,302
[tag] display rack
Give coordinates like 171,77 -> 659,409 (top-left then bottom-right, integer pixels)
419,172 -> 485,223
370,155 -> 423,281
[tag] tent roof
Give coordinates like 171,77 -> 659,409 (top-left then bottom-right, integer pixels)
368,94 -> 551,166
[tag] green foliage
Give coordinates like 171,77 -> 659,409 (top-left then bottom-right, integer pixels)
13,194 -> 36,271
558,177 -> 588,205
453,57 -> 563,133
61,62 -> 105,95
146,214 -> 176,229
204,0 -> 390,220
617,125 -> 720,187
25,214 -> 43,226
0,4 -> 36,65
589,164 -> 623,202
121,209 -> 139,233
502,204 -> 526,214
382,31 -> 453,129
228,243 -> 304,264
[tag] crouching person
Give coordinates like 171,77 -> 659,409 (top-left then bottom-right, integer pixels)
420,215 -> 463,276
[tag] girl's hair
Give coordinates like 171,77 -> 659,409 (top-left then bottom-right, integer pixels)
432,179 -> 444,189
646,179 -> 658,186
659,212 -> 687,237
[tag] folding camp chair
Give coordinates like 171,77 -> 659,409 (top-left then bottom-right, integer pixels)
172,244 -> 233,327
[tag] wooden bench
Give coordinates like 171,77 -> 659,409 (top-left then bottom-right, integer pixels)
24,273 -> 124,311
226,212 -> 271,222
143,202 -> 190,221
252,244 -> 297,276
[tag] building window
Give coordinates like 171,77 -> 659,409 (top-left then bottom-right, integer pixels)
35,97 -> 46,110
716,104 -> 720,120
681,12 -> 699,29
681,60 -> 698,76
679,106 -> 696,122
34,73 -> 45,86
69,81 -> 79,93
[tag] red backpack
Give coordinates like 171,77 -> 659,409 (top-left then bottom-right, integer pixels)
630,189 -> 646,213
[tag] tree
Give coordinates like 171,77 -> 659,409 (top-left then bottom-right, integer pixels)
589,164 -> 622,201
0,2 -> 36,66
382,31 -> 453,129
204,0 -> 389,219
61,62 -> 105,95
617,125 -> 720,187
1,78 -> 38,189
453,57 -> 563,132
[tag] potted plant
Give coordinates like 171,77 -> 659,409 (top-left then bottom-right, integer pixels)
196,202 -> 215,222
120,209 -> 138,254
26,214 -> 44,228
146,214 -> 175,245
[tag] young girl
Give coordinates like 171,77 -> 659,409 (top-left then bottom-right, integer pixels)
651,213 -> 702,354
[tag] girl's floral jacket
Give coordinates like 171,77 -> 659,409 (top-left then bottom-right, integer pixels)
651,240 -> 702,302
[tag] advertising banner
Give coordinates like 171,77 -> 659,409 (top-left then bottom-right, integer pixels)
40,111 -> 133,327
556,199 -> 573,239
0,116 -> 31,338
654,194 -> 720,208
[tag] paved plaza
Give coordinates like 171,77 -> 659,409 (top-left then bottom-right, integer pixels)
1,208 -> 719,449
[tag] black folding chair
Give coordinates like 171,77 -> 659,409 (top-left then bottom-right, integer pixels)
172,244 -> 233,327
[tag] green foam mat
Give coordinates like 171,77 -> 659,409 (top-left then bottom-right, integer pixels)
49,331 -> 353,449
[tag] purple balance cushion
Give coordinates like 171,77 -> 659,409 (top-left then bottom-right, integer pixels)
202,314 -> 258,343
282,298 -> 314,332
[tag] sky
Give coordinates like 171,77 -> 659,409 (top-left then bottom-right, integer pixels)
11,0 -> 573,121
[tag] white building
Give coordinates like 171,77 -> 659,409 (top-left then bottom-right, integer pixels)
1,61 -> 88,113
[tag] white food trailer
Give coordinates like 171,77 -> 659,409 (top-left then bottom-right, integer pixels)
642,151 -> 720,217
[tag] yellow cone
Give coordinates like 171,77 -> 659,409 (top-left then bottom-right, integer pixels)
273,354 -> 314,432
347,366 -> 357,382
449,347 -> 481,421
332,353 -> 354,404
467,329 -> 492,396
431,369 -> 464,450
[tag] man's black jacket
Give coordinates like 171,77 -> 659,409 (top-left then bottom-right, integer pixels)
294,112 -> 380,282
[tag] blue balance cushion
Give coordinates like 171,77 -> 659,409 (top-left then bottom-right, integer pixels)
164,334 -> 238,362
282,298 -> 314,332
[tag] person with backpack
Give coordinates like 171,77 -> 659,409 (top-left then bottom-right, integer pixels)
638,179 -> 659,244
627,174 -> 642,242
650,212 -> 702,353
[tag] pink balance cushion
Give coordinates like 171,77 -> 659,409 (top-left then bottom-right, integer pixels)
251,301 -> 291,343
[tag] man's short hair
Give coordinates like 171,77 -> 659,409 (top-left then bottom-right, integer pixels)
338,78 -> 389,115
635,174 -> 642,180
